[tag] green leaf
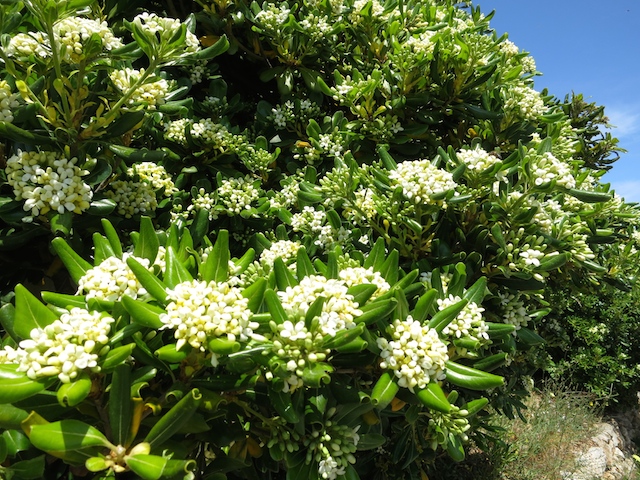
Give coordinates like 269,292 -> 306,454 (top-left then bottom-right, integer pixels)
356,433 -> 386,451
87,198 -> 117,215
52,237 -> 92,284
14,284 -> 58,339
109,145 -> 167,163
56,374 -> 92,407
134,216 -> 160,263
2,429 -> 31,456
164,246 -> 193,288
265,289 -> 288,324
50,212 -> 73,236
355,298 -> 397,325
201,230 -> 229,283
27,419 -> 111,454
371,372 -> 399,409
462,277 -> 487,305
144,388 -> 202,449
126,256 -> 168,305
6,455 -> 45,479
415,383 -> 451,413
242,277 -> 267,312
412,289 -> 438,323
0,303 -> 19,343
444,361 -> 504,391
109,364 -> 132,447
41,292 -> 86,310
274,257 -> 297,290
122,296 -> 165,328
100,219 -> 123,257
427,297 -> 468,333
186,34 -> 229,61
101,344 -> 136,372
92,233 -> 115,265
0,404 -> 29,429
0,122 -> 55,145
268,386 -> 300,424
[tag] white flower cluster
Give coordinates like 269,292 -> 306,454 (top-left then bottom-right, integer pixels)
5,150 -> 93,219
291,206 -> 350,250
456,147 -> 501,173
345,187 -> 378,223
497,292 -> 531,331
530,152 -> 576,189
189,61 -> 207,84
388,159 -> 457,204
190,119 -> 241,152
105,179 -> 158,218
404,31 -> 437,56
503,84 -> 546,120
359,115 -> 404,141
317,132 -> 345,158
521,56 -> 536,74
240,146 -> 273,173
6,32 -> 50,58
0,80 -> 21,123
306,424 -> 359,480
164,118 -> 191,145
53,16 -> 123,63
77,253 -> 150,302
127,162 -> 176,195
187,188 -> 218,220
270,176 -> 301,209
0,308 -> 114,383
377,316 -> 449,392
132,13 -> 200,54
110,68 -> 170,109
499,39 -> 519,57
349,0 -> 387,23
161,280 -> 256,351
254,5 -> 291,30
299,14 -> 333,39
259,240 -> 302,268
278,275 -> 363,337
518,248 -> 545,267
268,319 -> 327,392
632,230 -> 640,246
437,295 -> 488,343
217,175 -> 261,215
338,267 -> 390,300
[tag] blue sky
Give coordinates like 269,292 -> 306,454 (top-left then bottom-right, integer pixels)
474,0 -> 640,203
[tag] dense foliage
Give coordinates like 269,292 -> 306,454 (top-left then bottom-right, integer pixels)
0,0 -> 639,479
538,283 -> 640,406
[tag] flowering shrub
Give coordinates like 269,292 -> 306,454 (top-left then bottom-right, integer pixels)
0,0 -> 639,478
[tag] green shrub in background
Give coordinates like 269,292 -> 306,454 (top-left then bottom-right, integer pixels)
0,0 -> 639,478
537,282 -> 640,406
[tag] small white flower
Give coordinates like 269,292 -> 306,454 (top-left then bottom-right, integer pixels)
389,159 -> 456,204
378,316 -> 448,392
77,253 -> 150,302
110,68 -> 170,109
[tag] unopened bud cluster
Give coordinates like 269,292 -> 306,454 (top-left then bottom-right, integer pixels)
428,405 -> 470,450
0,80 -> 21,123
305,422 -> 359,480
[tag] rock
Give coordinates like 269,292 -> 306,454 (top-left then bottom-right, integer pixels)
570,447 -> 608,480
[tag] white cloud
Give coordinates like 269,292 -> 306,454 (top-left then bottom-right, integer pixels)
604,106 -> 640,138
608,180 -> 640,203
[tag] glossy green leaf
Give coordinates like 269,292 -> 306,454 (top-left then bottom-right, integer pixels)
126,256 -> 169,305
371,372 -> 399,409
415,383 -> 451,413
242,277 -> 267,312
0,404 -> 29,430
427,298 -> 468,333
0,303 -> 19,343
27,419 -> 111,454
14,284 -> 58,340
52,237 -> 92,284
101,343 -> 136,372
100,219 -> 123,257
265,289 -> 288,324
41,292 -> 86,310
164,246 -> 193,288
133,217 -> 160,263
202,230 -> 229,283
56,374 -> 92,407
5,455 -> 45,479
109,364 -> 132,447
144,388 -> 202,449
268,386 -> 300,424
92,233 -> 115,265
122,296 -> 165,328
444,361 -> 504,391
